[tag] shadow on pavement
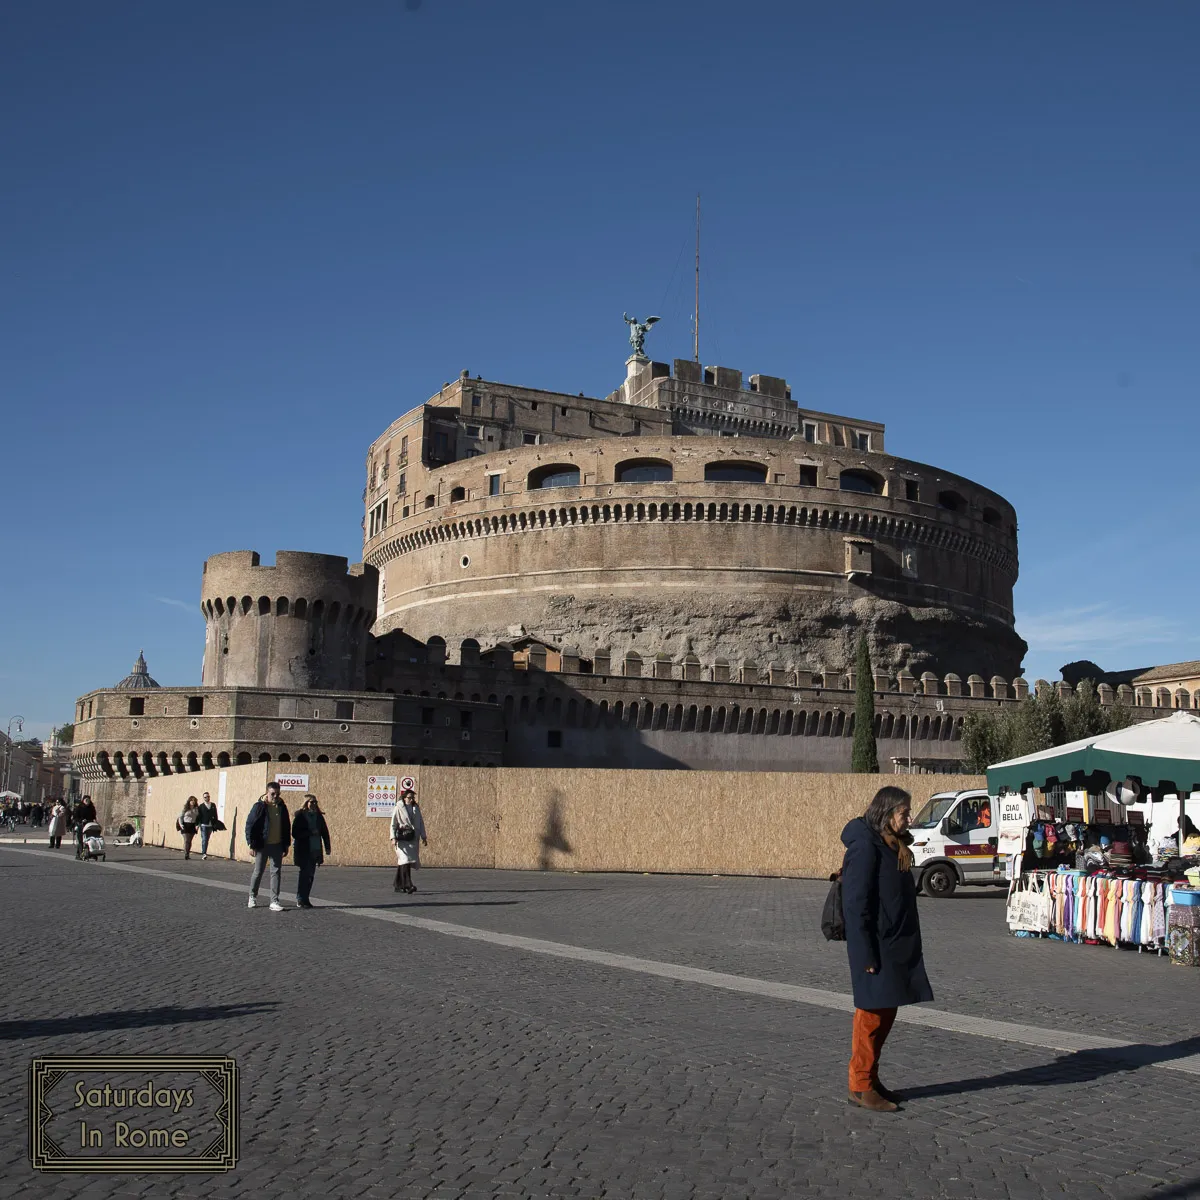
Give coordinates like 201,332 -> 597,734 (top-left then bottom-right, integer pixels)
903,1035 -> 1200,1099
319,899 -> 521,911
0,1001 -> 280,1041
1132,1175 -> 1200,1200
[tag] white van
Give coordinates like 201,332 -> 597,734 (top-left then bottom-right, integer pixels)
908,789 -> 1005,897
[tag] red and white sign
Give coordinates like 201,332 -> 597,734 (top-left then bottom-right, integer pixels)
367,775 -> 398,818
400,775 -> 416,792
274,773 -> 309,792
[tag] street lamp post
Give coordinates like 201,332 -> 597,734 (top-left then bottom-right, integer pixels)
3,716 -> 25,797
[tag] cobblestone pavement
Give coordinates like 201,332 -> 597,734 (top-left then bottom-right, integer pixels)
2,844 -> 1199,1199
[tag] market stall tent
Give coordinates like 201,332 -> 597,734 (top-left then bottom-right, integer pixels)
986,711 -> 1200,852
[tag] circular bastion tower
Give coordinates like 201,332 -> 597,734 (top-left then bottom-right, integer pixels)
201,551 -> 378,691
361,361 -> 1026,680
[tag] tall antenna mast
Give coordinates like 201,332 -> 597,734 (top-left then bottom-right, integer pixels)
693,193 -> 701,363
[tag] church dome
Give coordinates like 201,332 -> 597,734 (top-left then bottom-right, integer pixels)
114,651 -> 160,691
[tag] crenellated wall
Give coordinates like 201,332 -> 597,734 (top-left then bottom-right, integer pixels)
201,551 -> 378,691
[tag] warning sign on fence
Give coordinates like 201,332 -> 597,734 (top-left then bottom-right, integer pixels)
366,775 -> 398,817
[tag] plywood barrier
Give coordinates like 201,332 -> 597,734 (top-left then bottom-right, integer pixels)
143,766 -> 984,878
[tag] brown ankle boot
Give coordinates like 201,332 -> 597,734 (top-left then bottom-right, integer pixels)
847,1088 -> 899,1113
873,1082 -> 903,1105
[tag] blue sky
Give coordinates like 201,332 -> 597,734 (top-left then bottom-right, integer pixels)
3,1 -> 1198,740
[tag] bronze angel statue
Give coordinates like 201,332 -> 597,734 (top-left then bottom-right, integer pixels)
623,313 -> 660,357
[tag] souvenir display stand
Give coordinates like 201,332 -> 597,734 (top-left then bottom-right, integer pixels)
988,712 -> 1200,967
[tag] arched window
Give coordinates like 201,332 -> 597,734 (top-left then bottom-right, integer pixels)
704,461 -> 767,483
528,464 -> 580,490
258,752 -> 271,762
839,470 -> 883,495
615,458 -> 673,483
938,490 -> 966,512
235,751 -> 251,765
982,506 -> 1002,527
450,486 -> 466,502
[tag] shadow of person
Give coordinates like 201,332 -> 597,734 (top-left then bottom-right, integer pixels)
0,1001 -> 280,1042
902,1034 -> 1200,1100
538,792 -> 572,872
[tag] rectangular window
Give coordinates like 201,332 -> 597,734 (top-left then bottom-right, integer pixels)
128,698 -> 144,716
471,393 -> 481,408
799,465 -> 818,486
530,401 -> 538,411
400,435 -> 408,455
397,472 -> 406,495
460,710 -> 473,730
335,700 -> 354,721
465,425 -> 481,437
803,422 -> 817,443
905,479 -> 920,502
560,406 -> 568,416
854,431 -> 871,451
547,730 -> 563,749
402,505 -> 409,518
523,432 -> 537,445
421,707 -> 434,726
187,696 -> 204,716
433,431 -> 452,458
488,474 -> 502,496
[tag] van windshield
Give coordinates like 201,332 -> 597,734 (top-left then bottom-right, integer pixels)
911,796 -> 959,829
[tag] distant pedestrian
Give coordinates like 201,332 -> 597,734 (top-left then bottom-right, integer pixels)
47,801 -> 67,849
31,802 -> 44,828
245,782 -> 290,912
177,796 -> 200,860
291,794 -> 331,909
390,789 -> 427,894
72,795 -> 96,860
196,791 -> 218,859
840,785 -> 933,1113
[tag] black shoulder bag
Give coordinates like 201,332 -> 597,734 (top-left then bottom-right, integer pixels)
820,871 -> 846,941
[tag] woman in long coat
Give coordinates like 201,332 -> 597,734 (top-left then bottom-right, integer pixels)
47,801 -> 67,849
840,785 -> 933,1113
291,794 -> 331,909
390,790 -> 428,894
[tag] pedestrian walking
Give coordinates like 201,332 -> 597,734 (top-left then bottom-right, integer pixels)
245,782 -> 291,912
47,801 -> 67,849
196,791 -> 218,859
177,796 -> 201,860
390,789 -> 427,893
72,795 -> 96,860
840,785 -> 933,1113
291,794 -> 331,909
31,802 -> 43,828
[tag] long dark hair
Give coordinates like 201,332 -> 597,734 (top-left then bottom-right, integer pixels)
864,785 -> 914,871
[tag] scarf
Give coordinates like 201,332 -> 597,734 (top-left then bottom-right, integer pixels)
882,828 -> 914,872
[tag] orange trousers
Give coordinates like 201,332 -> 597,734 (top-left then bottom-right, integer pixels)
848,1007 -> 897,1093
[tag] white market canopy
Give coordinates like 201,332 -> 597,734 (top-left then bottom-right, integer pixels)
987,711 -> 1200,795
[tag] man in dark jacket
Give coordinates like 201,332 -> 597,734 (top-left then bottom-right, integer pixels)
196,791 -> 218,860
245,782 -> 290,912
840,786 -> 933,1113
72,795 -> 97,860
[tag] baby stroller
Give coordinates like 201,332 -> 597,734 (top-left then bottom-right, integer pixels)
81,821 -> 105,862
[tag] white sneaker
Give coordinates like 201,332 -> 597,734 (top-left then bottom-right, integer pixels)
201,853 -> 207,860
247,895 -> 257,908
269,900 -> 284,912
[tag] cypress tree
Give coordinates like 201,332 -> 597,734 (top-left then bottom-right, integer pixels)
851,634 -> 879,773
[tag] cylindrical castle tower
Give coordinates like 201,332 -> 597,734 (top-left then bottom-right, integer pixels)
201,551 -> 378,691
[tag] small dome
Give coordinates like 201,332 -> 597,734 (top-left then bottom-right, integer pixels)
115,651 -> 160,691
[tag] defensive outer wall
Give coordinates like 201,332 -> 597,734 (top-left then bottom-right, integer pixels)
141,762 -> 985,879
363,364 -> 1026,681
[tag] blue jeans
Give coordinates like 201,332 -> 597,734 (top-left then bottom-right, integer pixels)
199,824 -> 212,855
249,845 -> 284,902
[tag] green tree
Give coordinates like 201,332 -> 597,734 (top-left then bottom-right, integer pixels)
851,635 -> 878,773
55,723 -> 75,745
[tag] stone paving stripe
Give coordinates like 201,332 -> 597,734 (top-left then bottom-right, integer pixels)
7,845 -> 1199,1077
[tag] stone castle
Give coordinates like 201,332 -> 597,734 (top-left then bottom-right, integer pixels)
70,351 -> 1169,825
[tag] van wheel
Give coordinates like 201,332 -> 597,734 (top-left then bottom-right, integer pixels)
922,864 -> 957,897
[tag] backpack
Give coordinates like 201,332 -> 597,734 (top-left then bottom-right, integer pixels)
821,871 -> 846,941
